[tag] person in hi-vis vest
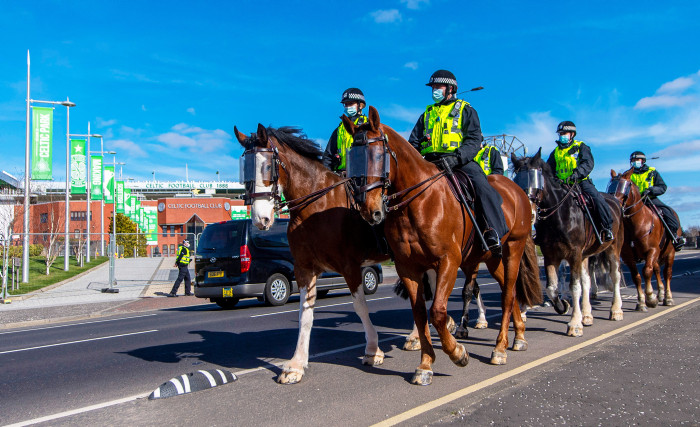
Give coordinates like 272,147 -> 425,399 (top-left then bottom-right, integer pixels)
322,88 -> 368,173
168,239 -> 193,297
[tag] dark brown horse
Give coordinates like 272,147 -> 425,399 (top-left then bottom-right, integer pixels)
234,124 -> 389,384
512,150 -> 625,337
609,168 -> 679,307
342,107 -> 542,385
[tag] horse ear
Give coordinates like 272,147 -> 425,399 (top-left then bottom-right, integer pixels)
367,106 -> 380,130
534,147 -> 542,162
341,114 -> 357,136
510,152 -> 518,166
611,169 -> 617,178
256,123 -> 268,145
234,126 -> 247,145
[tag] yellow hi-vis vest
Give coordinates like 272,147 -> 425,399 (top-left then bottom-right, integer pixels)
420,99 -> 469,155
630,167 -> 656,194
335,115 -> 367,170
177,246 -> 190,265
553,140 -> 588,181
474,145 -> 497,175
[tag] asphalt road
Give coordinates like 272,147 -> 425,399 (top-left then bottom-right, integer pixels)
1,252 -> 699,426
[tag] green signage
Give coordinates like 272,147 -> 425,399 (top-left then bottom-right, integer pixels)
90,155 -> 103,200
116,181 -> 125,213
230,205 -> 250,220
124,189 -> 132,217
31,106 -> 53,180
103,166 -> 115,203
70,139 -> 87,194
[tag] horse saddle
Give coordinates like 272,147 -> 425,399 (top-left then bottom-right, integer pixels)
574,189 -> 595,212
446,168 -> 475,209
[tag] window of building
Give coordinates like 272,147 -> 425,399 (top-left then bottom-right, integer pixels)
162,225 -> 167,237
40,213 -> 48,223
74,229 -> 81,238
70,211 -> 87,221
162,244 -> 168,256
170,225 -> 175,237
170,244 -> 175,255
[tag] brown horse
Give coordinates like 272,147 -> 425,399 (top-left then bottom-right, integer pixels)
342,107 -> 542,385
609,168 -> 678,307
234,124 -> 389,384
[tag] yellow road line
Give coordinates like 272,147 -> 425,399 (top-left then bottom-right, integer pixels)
371,296 -> 700,427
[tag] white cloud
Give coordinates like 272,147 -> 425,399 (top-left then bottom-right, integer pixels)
506,111 -> 559,154
96,117 -> 117,127
155,123 -> 232,153
370,9 -> 402,23
658,76 -> 695,94
383,104 -> 423,124
141,105 -> 147,111
400,0 -> 429,9
404,61 -> 418,70
186,107 -> 196,115
110,139 -> 147,157
634,94 -> 696,110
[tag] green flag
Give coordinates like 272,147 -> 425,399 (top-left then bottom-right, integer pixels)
124,189 -> 132,216
116,181 -> 125,213
103,166 -> 115,203
145,206 -> 158,245
31,106 -> 54,180
90,155 -> 103,200
70,139 -> 87,194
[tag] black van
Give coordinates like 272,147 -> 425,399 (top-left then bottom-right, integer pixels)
194,219 -> 383,309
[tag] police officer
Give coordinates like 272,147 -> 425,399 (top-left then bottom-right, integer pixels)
546,121 -> 614,242
168,239 -> 193,297
475,141 -> 504,175
629,151 -> 685,250
408,70 -> 508,255
322,88 -> 368,172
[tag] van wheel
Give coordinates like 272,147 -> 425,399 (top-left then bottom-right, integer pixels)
362,267 -> 379,295
265,273 -> 290,306
214,298 -> 239,309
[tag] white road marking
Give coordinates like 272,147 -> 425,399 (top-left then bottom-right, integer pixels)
0,330 -> 158,355
250,295 -> 394,318
0,314 -> 157,335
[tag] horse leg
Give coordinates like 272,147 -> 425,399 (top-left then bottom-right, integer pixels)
546,261 -> 570,315
486,246 -> 519,364
400,271 -> 435,386
475,285 -> 489,329
662,256 -> 675,306
403,270 -> 435,351
581,258 -> 594,326
430,258 -> 468,369
350,285 -> 385,366
626,259 -> 646,312
643,250 -> 659,309
608,251 -> 624,321
278,271 -> 318,384
456,269 -> 478,338
567,260 -> 584,337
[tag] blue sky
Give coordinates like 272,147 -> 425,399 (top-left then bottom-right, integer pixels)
1,1 -> 699,226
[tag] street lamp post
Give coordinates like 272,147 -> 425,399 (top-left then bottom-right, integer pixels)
23,50 -> 77,281
69,125 -> 102,263
103,154 -> 125,294
100,150 -> 116,257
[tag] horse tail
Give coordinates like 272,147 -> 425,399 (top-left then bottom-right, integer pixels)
588,252 -> 625,291
393,273 -> 434,301
515,234 -> 544,307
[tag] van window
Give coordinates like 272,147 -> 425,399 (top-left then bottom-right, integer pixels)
198,222 -> 244,251
251,221 -> 289,248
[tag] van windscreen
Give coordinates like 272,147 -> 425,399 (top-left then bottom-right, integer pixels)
197,222 -> 243,252
251,221 -> 289,248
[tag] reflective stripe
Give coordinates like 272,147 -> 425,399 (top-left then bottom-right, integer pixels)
177,246 -> 190,265
474,146 -> 495,175
199,370 -> 218,387
631,167 -> 655,193
421,100 -> 469,155
335,115 -> 367,170
553,140 -> 587,180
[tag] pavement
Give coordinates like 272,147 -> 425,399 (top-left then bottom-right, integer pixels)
0,257 -> 400,329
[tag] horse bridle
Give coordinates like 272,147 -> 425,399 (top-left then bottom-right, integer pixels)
609,177 -> 645,218
347,128 -> 396,205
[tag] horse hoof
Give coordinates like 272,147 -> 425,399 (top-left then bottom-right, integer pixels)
363,353 -> 384,366
567,325 -> 583,337
635,303 -> 648,313
520,314 -> 528,323
512,339 -> 528,351
553,299 -> 571,315
591,292 -> 598,300
474,320 -> 488,329
646,297 -> 658,308
447,316 -> 457,335
664,298 -> 674,306
411,369 -> 433,386
450,344 -> 469,367
610,311 -> 624,321
454,327 -> 469,339
582,315 -> 594,326
277,369 -> 304,385
403,338 -> 421,351
490,350 -> 507,365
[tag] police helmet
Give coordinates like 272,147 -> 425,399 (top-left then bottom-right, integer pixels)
556,121 -> 577,136
182,239 -> 190,246
426,70 -> 458,91
630,151 -> 646,163
340,88 -> 365,105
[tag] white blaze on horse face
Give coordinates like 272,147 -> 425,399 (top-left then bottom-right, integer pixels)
251,151 -> 275,230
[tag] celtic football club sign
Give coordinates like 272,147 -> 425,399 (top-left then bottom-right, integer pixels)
70,139 -> 86,194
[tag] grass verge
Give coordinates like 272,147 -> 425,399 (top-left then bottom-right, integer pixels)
5,256 -> 109,295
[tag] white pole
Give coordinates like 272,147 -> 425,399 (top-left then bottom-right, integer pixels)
22,50 -> 30,283
86,122 -> 91,263
100,138 -> 104,257
64,98 -> 71,271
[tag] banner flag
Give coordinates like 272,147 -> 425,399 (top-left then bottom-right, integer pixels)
70,139 -> 87,194
31,106 -> 54,180
124,189 -> 132,216
116,181 -> 125,213
103,166 -> 115,203
145,206 -> 158,245
90,156 -> 103,200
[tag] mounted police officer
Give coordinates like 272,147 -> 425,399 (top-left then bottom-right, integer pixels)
546,121 -> 614,242
629,151 -> 685,250
408,70 -> 508,255
475,140 -> 504,175
323,88 -> 368,172
168,239 -> 193,297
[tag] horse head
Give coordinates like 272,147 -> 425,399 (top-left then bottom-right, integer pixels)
342,106 -> 394,224
511,147 -> 554,205
235,124 -> 283,230
606,166 -> 639,208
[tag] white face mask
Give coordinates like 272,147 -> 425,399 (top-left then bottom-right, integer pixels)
632,160 -> 643,169
432,88 -> 445,103
344,105 -> 357,117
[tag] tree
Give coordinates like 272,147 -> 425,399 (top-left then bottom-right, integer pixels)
109,213 -> 147,257
42,202 -> 64,275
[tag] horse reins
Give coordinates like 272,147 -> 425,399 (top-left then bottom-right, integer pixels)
384,171 -> 446,212
535,182 -> 578,220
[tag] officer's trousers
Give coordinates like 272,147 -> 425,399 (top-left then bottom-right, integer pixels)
648,198 -> 680,235
457,161 -> 508,238
579,179 -> 613,230
170,264 -> 192,295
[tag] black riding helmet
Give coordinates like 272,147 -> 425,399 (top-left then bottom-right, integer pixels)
556,121 -> 577,137
340,88 -> 365,106
426,70 -> 458,92
630,151 -> 646,162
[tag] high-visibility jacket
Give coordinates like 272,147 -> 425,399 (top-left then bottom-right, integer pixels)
475,145 -> 497,175
420,99 -> 469,155
631,167 -> 656,194
335,115 -> 367,170
176,245 -> 190,265
553,139 -> 588,181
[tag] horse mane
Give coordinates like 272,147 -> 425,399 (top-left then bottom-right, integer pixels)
267,126 -> 323,160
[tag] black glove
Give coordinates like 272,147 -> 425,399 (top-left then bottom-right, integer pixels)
437,155 -> 460,171
640,189 -> 650,198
